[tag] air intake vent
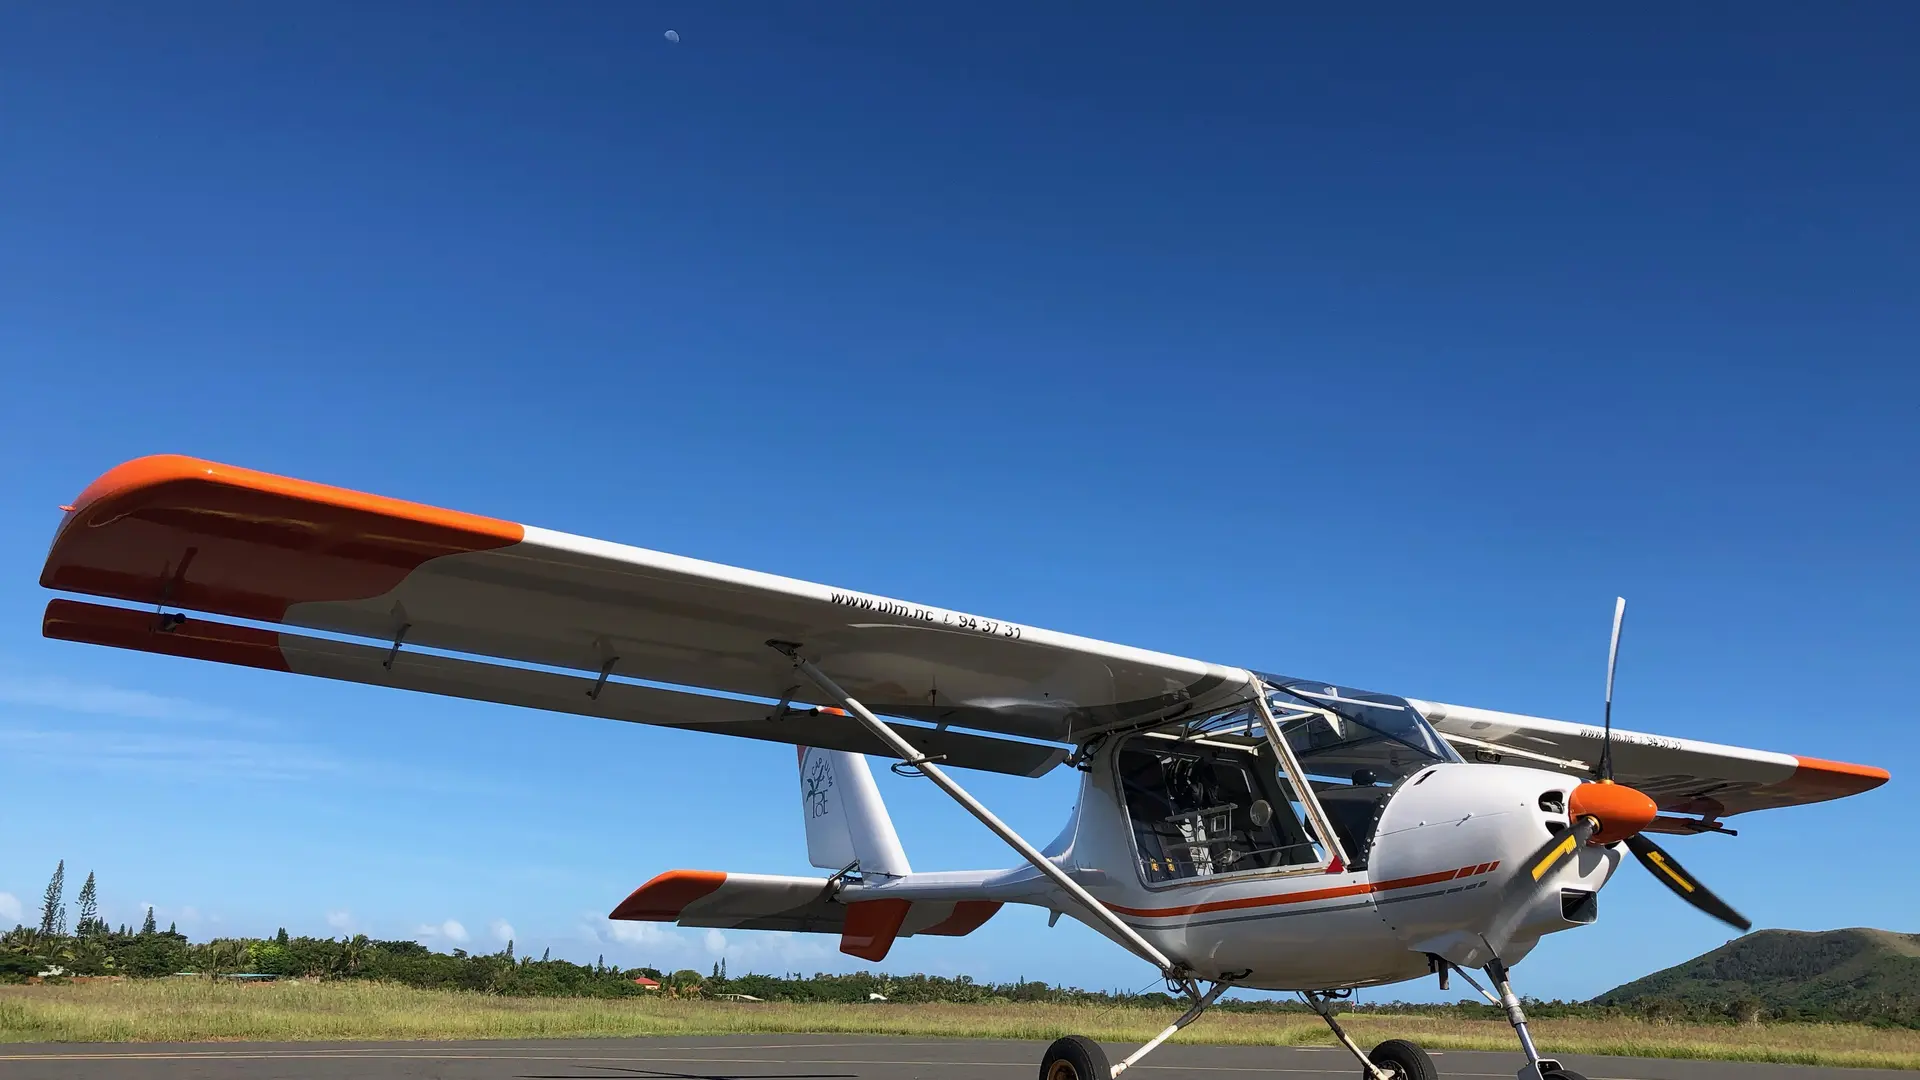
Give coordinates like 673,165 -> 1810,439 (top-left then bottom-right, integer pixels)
1561,889 -> 1598,924
1539,791 -> 1567,814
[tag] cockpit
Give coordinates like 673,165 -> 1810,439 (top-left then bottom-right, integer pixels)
1113,674 -> 1460,884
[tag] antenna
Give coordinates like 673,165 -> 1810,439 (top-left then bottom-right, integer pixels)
1601,596 -> 1626,781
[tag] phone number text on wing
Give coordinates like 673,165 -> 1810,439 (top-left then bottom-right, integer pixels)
826,590 -> 1026,640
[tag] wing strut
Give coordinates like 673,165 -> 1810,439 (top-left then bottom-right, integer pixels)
771,643 -> 1181,978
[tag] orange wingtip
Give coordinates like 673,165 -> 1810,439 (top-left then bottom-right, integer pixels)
609,870 -> 727,921
1781,755 -> 1891,802
41,454 -> 525,623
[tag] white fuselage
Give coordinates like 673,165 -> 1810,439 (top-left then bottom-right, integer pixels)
1049,757 -> 1620,991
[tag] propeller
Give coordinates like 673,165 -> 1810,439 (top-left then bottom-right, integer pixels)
1624,833 -> 1752,931
1600,596 -> 1625,781
1482,597 -> 1752,951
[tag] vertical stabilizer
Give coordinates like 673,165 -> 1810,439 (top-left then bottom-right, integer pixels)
799,746 -> 912,879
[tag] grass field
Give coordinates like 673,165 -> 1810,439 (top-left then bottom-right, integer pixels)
3,980 -> 1917,1070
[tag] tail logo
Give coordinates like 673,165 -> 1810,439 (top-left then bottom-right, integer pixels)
803,754 -> 835,819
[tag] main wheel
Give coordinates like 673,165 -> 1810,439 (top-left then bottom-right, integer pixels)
1541,1070 -> 1587,1080
1040,1035 -> 1110,1080
1367,1039 -> 1436,1080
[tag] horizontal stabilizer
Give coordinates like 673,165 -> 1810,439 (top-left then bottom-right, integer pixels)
608,869 -> 1000,961
43,600 -> 1070,778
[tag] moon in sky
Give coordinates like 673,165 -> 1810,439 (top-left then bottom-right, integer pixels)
664,29 -> 680,43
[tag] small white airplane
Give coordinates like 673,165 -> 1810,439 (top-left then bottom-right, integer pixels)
39,456 -> 1889,1080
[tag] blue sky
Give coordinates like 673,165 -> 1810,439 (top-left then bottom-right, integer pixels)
0,3 -> 1913,1001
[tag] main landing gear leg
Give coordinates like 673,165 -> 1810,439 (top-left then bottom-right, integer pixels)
1103,979 -> 1230,1077
1477,960 -> 1585,1080
1303,990 -> 1426,1080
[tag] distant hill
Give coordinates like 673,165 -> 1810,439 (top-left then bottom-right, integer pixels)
1595,928 -> 1920,1025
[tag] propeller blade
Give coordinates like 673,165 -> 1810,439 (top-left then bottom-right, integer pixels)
1624,833 -> 1752,932
1484,816 -> 1597,951
1601,596 -> 1626,780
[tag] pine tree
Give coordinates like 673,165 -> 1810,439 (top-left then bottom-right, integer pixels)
504,939 -> 513,960
140,906 -> 157,935
38,860 -> 66,936
276,927 -> 289,946
541,946 -> 550,962
75,871 -> 99,935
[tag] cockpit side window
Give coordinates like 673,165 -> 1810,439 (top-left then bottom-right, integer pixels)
1256,677 -> 1462,870
1116,736 -> 1325,885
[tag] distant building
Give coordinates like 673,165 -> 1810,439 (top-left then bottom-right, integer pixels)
632,976 -> 661,990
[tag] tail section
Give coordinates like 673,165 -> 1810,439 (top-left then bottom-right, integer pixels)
608,869 -> 1002,961
799,745 -> 911,879
606,747 -> 1022,962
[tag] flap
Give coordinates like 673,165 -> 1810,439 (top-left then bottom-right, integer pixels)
608,869 -> 1000,939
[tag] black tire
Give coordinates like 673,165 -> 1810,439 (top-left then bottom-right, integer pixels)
1040,1035 -> 1110,1080
1368,1039 -> 1437,1080
1542,1071 -> 1587,1080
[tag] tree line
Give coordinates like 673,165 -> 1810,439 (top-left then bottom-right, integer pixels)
6,862 -> 1913,1027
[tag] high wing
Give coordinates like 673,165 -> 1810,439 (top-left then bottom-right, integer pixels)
37,455 -> 1889,811
38,455 -> 1252,768
1413,698 -> 1888,822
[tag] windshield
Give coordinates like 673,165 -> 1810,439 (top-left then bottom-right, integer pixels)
1254,673 -> 1461,786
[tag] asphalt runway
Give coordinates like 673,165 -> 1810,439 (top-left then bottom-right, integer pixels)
0,1035 -> 1906,1080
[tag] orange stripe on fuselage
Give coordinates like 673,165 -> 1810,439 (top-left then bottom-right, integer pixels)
1109,861 -> 1500,920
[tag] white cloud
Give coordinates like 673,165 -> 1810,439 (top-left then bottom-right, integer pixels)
603,919 -> 680,946
0,726 -> 344,782
0,892 -> 22,924
326,910 -> 354,931
416,919 -> 469,944
0,674 -> 473,794
703,928 -> 728,955
490,919 -> 515,943
0,674 -> 267,727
